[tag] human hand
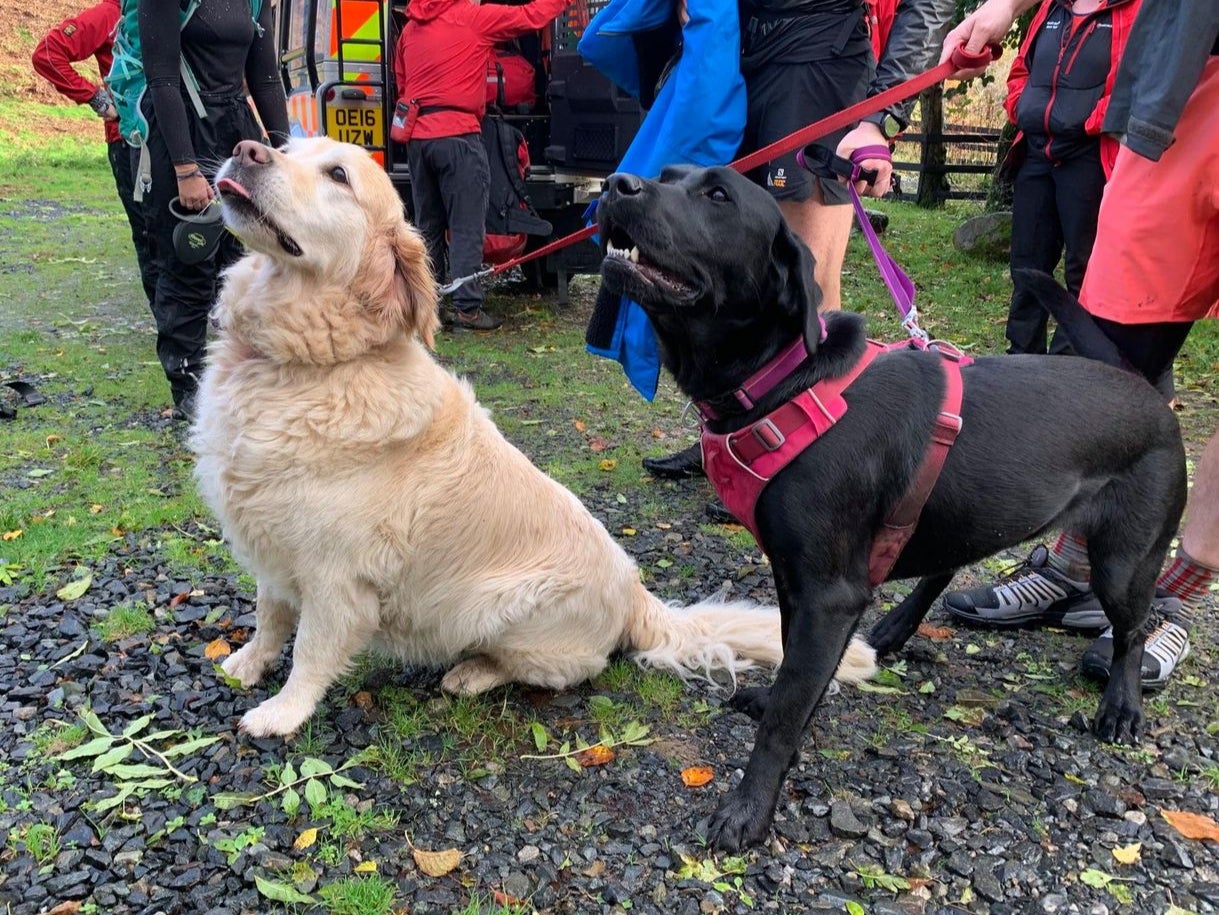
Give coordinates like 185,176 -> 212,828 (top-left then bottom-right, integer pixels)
836,121 -> 892,198
101,105 -> 118,122
175,166 -> 215,211
940,0 -> 1025,78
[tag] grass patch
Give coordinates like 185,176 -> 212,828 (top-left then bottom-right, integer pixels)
319,874 -> 397,915
29,720 -> 89,758
91,602 -> 156,642
7,822 -> 61,865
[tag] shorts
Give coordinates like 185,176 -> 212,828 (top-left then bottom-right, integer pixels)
741,50 -> 871,204
1080,56 -> 1219,324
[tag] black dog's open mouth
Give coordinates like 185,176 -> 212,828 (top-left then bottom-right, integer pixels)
602,223 -> 694,299
216,177 -> 303,258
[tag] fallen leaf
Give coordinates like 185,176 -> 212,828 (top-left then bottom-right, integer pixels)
598,459 -> 617,471
588,436 -> 610,452
354,860 -> 377,873
89,503 -> 103,514
47,902 -> 81,915
45,435 -> 63,447
412,846 -> 462,877
293,827 -> 318,850
573,419 -> 587,432
56,574 -> 92,601
651,427 -> 665,439
2,530 -> 22,541
1162,809 -> 1219,841
582,860 -> 606,878
576,745 -> 615,767
169,591 -> 190,608
353,691 -> 374,709
1111,842 -> 1141,865
494,890 -> 526,908
203,638 -> 231,660
621,527 -> 637,536
917,623 -> 953,640
681,766 -> 714,788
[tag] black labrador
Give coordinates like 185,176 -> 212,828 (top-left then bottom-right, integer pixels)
596,165 -> 1187,852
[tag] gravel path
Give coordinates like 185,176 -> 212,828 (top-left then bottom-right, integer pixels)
2,445 -> 1217,915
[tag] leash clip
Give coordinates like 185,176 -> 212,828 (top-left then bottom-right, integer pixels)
438,267 -> 494,296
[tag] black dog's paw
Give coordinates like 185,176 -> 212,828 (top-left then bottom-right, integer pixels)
866,614 -> 908,657
703,790 -> 772,852
1093,696 -> 1144,745
727,687 -> 770,721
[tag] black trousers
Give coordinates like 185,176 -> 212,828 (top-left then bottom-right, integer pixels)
1007,145 -> 1106,355
136,94 -> 262,408
107,139 -> 158,304
407,134 -> 490,312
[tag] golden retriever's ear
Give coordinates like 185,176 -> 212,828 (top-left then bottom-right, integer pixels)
362,224 -> 440,348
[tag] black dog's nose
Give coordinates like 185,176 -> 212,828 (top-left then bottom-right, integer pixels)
606,172 -> 643,198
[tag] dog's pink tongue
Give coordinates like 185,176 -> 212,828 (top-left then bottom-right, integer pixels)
217,177 -> 252,200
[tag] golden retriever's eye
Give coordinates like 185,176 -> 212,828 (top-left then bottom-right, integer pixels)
707,186 -> 730,203
328,166 -> 349,185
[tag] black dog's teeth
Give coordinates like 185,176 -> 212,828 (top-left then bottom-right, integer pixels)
605,226 -> 639,264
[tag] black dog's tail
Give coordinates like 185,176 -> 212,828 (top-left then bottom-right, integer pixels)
1013,268 -> 1125,368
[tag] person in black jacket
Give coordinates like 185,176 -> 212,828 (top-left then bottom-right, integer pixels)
137,0 -> 288,420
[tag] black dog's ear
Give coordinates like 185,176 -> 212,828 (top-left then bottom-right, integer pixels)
771,218 -> 823,354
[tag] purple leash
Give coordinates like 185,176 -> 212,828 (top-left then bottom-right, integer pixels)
845,144 -> 928,344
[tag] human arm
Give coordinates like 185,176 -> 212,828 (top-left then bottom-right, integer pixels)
244,0 -> 290,146
473,0 -> 570,44
837,0 -> 954,197
31,1 -> 118,118
940,0 -> 1040,77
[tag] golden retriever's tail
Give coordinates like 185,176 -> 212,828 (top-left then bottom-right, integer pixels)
626,588 -> 877,687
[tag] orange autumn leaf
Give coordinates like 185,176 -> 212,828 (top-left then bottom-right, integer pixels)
681,766 -> 714,788
588,436 -> 610,452
412,846 -> 462,877
353,690 -> 374,709
573,419 -> 587,432
204,637 -> 231,660
576,745 -> 615,767
1162,809 -> 1219,841
494,890 -> 526,908
169,591 -> 191,608
917,623 -> 953,640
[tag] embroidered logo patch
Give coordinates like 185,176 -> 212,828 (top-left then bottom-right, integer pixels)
63,23 -> 77,35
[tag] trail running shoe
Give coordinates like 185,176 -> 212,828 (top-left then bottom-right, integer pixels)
1080,596 -> 1191,690
943,545 -> 1107,630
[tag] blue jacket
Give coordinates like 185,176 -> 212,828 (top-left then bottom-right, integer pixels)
580,0 -> 746,399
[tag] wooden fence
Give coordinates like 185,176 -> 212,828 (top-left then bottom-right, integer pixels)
890,125 -> 1003,202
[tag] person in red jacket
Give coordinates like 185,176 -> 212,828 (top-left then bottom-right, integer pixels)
393,0 -> 569,330
32,0 -> 157,304
1000,0 -> 1141,356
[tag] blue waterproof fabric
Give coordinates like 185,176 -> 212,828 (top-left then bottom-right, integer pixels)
579,0 -> 745,399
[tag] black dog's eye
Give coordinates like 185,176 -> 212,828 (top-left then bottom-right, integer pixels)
328,166 -> 349,185
706,186 -> 730,203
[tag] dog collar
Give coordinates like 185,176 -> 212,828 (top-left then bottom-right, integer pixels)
695,316 -> 827,422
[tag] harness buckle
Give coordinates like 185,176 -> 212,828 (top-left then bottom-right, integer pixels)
751,418 -> 786,452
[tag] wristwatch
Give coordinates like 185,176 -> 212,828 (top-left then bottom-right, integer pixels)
864,111 -> 905,141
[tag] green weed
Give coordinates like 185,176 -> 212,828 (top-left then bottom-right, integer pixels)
92,603 -> 156,642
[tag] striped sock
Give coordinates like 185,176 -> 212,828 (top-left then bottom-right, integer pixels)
1157,549 -> 1216,618
1047,530 -> 1091,583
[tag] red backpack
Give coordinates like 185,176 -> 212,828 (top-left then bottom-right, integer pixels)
485,47 -> 537,111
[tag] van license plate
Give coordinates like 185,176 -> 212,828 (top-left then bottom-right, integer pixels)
326,106 -> 384,147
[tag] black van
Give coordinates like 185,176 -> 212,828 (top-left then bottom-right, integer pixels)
275,0 -> 642,298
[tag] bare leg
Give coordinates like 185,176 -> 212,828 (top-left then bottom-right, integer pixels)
778,192 -> 853,312
1181,429 -> 1219,569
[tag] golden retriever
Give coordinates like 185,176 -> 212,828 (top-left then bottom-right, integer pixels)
192,138 -> 875,738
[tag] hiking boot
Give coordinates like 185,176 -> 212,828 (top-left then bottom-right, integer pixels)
448,308 -> 502,331
1080,596 -> 1191,690
942,545 -> 1107,630
643,442 -> 705,479
170,391 -> 197,423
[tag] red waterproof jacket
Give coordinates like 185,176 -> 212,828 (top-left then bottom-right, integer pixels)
31,0 -> 121,144
394,0 -> 568,140
867,0 -> 898,60
1004,0 -> 1141,177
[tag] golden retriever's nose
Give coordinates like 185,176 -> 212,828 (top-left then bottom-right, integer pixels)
232,140 -> 272,167
606,173 -> 643,198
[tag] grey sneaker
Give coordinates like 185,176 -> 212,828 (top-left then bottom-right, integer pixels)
1080,596 -> 1191,690
943,545 -> 1107,630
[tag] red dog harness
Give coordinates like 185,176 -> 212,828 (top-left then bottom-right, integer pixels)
701,338 -> 972,587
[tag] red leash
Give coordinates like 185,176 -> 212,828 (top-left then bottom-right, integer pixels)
437,44 -> 1000,294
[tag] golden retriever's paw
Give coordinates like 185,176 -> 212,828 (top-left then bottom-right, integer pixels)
835,636 -> 878,685
238,694 -> 316,738
222,644 -> 274,688
441,657 -> 509,695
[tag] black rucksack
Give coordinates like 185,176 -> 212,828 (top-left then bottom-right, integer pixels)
481,113 -> 551,254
